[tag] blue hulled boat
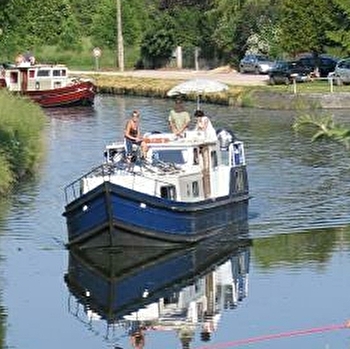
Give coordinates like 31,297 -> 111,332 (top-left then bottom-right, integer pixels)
63,128 -> 249,248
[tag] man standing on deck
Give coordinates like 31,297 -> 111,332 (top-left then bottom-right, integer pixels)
168,98 -> 191,137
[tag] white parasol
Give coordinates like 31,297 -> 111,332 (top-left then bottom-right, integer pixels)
167,78 -> 229,109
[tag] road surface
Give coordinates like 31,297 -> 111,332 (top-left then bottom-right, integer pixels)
73,68 -> 269,86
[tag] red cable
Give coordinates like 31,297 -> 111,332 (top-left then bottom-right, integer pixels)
195,321 -> 350,349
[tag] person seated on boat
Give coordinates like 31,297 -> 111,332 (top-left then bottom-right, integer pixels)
194,109 -> 217,140
168,98 -> 191,137
23,51 -> 35,65
15,54 -> 24,66
124,110 -> 148,161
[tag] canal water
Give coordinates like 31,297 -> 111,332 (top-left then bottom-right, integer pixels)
1,95 -> 350,349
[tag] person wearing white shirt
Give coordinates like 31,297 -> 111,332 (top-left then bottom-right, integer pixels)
194,109 -> 217,140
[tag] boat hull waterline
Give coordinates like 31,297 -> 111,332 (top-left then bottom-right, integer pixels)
64,170 -> 249,248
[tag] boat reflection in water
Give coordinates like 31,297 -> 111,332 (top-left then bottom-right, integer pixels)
64,221 -> 251,348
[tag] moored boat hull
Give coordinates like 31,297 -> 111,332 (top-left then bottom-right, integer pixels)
22,81 -> 95,107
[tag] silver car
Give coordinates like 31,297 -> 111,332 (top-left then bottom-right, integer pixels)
239,54 -> 275,74
329,58 -> 350,85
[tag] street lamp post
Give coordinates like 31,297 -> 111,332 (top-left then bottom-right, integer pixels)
116,0 -> 124,72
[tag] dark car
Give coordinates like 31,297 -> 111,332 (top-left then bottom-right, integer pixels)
239,54 -> 275,74
296,55 -> 338,77
268,60 -> 313,85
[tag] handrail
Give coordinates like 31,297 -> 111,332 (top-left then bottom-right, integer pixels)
64,161 -> 178,204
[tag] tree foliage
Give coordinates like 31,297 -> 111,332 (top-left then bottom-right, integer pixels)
140,14 -> 176,68
91,0 -> 149,50
279,0 -> 336,56
0,0 -> 350,68
0,0 -> 80,56
326,0 -> 350,55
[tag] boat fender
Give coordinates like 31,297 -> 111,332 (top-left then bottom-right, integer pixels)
35,81 -> 40,90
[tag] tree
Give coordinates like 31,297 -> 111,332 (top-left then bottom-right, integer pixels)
326,0 -> 350,55
91,0 -> 150,50
140,14 -> 176,68
279,0 -> 336,57
70,0 -> 97,36
0,0 -> 81,57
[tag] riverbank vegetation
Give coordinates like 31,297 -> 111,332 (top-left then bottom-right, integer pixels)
1,1 -> 350,71
0,91 -> 46,194
293,113 -> 350,148
92,74 -> 350,109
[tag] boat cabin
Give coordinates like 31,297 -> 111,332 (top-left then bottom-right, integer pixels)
95,130 -> 247,203
2,63 -> 71,92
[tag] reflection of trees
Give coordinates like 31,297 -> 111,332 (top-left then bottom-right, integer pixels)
0,305 -> 6,347
253,226 -> 350,269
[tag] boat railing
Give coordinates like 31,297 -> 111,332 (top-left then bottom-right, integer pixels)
64,164 -> 107,203
64,162 -> 178,204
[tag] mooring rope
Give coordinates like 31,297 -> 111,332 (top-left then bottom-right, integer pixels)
194,320 -> 350,349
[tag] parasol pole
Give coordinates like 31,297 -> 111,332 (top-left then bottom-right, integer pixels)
197,94 -> 202,110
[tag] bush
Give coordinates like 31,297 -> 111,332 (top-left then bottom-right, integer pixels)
0,91 -> 46,193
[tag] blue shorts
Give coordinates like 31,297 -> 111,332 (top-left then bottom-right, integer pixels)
125,137 -> 142,156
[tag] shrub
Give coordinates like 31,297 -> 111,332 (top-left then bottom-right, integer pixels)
0,91 -> 46,191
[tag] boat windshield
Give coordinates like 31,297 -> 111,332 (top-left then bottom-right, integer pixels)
152,149 -> 188,164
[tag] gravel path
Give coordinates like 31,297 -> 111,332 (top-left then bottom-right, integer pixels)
73,68 -> 268,86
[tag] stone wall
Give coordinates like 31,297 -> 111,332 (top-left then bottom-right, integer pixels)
250,91 -> 350,110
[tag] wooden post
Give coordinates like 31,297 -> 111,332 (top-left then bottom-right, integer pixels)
176,46 -> 182,69
194,47 -> 200,71
116,0 -> 124,72
293,78 -> 297,94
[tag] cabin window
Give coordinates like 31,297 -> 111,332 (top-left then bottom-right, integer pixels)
186,184 -> 191,196
192,181 -> 199,197
160,185 -> 176,200
10,72 -> 18,83
221,149 -> 230,165
37,70 -> 50,77
53,69 -> 66,77
152,149 -> 187,165
29,70 -> 35,78
211,150 -> 218,168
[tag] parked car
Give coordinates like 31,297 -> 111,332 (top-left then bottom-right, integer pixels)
268,60 -> 313,85
328,58 -> 350,85
296,55 -> 338,77
239,54 -> 275,74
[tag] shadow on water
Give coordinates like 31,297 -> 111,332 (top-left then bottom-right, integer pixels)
64,221 -> 251,348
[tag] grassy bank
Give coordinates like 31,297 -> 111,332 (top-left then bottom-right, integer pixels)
0,91 -> 46,194
92,74 -> 350,109
93,74 -> 256,107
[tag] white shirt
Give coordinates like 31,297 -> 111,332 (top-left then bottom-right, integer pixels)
195,116 -> 217,140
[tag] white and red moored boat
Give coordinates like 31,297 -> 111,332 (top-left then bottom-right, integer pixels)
0,61 -> 96,107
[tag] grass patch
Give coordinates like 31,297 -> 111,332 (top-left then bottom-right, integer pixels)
0,91 -> 46,193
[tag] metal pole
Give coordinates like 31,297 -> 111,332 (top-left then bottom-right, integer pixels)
116,0 -> 124,72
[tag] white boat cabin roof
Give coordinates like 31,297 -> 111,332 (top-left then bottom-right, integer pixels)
2,63 -> 71,92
